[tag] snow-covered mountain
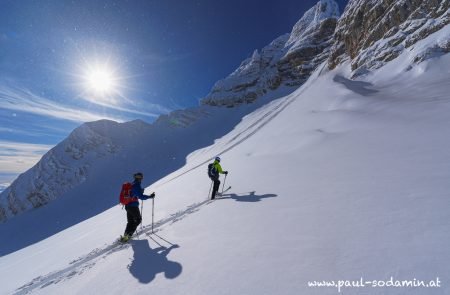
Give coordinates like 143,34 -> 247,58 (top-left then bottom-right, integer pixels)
0,120 -> 121,221
1,0 -> 450,293
201,0 -> 340,107
1,20 -> 449,294
0,0 -> 448,252
329,0 -> 449,75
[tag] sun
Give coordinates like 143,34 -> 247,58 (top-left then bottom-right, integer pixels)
84,64 -> 117,95
87,68 -> 114,93
74,54 -> 128,107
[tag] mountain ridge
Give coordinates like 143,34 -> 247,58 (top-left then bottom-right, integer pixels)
201,0 -> 340,107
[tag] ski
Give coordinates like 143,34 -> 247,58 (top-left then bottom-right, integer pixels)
222,185 -> 231,194
216,186 -> 231,197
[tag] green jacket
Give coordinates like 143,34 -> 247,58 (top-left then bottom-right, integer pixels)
213,160 -> 225,174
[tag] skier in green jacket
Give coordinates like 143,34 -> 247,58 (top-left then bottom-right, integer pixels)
210,156 -> 228,199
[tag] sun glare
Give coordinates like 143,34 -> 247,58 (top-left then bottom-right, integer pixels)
75,55 -> 128,107
84,65 -> 116,95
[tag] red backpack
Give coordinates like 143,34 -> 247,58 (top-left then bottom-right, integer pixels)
119,182 -> 137,205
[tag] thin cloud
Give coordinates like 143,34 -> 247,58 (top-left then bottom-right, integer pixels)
0,140 -> 53,174
0,81 -> 168,123
74,91 -> 167,118
0,83 -> 122,122
0,125 -> 65,138
0,127 -> 15,133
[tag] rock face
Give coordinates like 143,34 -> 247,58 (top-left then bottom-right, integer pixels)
201,0 -> 340,107
328,0 -> 450,75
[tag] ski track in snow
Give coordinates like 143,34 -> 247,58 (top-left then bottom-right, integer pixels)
13,198 -> 216,295
159,72 -> 314,186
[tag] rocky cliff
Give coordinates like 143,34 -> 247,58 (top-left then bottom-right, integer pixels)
201,0 -> 340,107
328,0 -> 450,75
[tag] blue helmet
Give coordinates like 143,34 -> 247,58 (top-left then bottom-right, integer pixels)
215,156 -> 221,162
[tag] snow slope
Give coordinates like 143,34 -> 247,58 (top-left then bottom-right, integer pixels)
0,85 -> 297,257
1,24 -> 450,295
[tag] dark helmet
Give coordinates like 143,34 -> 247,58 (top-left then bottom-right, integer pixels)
215,156 -> 221,162
134,172 -> 144,179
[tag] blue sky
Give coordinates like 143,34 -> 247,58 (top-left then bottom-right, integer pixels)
0,0 -> 348,184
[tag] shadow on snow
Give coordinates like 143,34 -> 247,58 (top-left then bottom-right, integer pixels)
218,191 -> 278,202
128,239 -> 182,284
333,75 -> 379,96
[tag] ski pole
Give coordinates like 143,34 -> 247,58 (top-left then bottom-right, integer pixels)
208,180 -> 213,200
152,196 -> 155,234
140,201 -> 144,233
221,174 -> 227,194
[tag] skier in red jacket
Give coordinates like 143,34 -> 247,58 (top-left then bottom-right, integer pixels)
120,172 -> 155,242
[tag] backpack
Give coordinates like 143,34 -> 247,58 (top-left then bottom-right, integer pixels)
207,163 -> 218,179
119,182 -> 137,205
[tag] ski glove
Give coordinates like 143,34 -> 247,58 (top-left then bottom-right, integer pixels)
224,171 -> 228,175
150,192 -> 156,199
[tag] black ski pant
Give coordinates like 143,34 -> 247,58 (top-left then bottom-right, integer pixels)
211,178 -> 220,199
124,205 -> 142,236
